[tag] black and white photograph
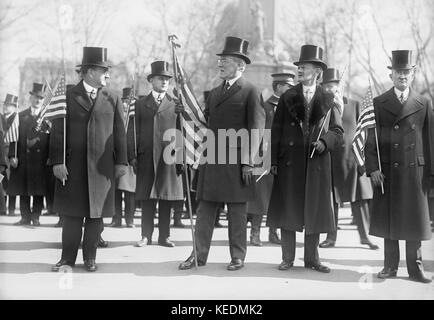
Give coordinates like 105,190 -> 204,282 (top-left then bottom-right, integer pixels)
0,0 -> 433,306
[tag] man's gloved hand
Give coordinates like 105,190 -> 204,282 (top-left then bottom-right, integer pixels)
27,137 -> 40,148
0,165 -> 6,173
370,170 -> 385,187
270,165 -> 278,176
312,140 -> 326,154
129,158 -> 138,174
10,157 -> 18,168
175,101 -> 185,115
241,164 -> 253,186
115,165 -> 127,179
176,163 -> 184,176
53,164 -> 68,181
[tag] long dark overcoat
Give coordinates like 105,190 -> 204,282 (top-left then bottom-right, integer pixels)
127,93 -> 184,201
332,97 -> 373,203
196,77 -> 265,203
7,108 -> 50,196
267,83 -> 344,234
246,94 -> 277,214
365,88 -> 434,241
49,81 -> 127,218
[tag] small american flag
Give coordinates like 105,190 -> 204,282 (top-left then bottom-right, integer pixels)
41,74 -> 67,120
173,53 -> 207,169
4,111 -> 19,143
125,88 -> 136,130
352,85 -> 376,167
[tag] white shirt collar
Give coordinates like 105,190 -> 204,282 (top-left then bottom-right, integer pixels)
394,87 -> 410,102
302,83 -> 316,95
152,90 -> 166,101
83,80 -> 97,94
30,107 -> 41,116
225,74 -> 242,88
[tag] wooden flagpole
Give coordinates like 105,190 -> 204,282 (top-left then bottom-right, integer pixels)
169,34 -> 198,269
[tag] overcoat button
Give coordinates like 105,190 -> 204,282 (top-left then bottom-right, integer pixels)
289,141 -> 294,146
393,162 -> 399,168
411,124 -> 416,130
286,161 -> 291,167
394,125 -> 399,130
290,122 -> 295,126
393,143 -> 399,149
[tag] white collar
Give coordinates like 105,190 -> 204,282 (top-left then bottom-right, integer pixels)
152,90 -> 166,101
302,83 -> 316,94
394,87 -> 410,101
30,106 -> 41,116
225,74 -> 242,88
83,80 -> 98,94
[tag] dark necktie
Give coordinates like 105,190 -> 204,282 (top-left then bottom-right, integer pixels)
157,93 -> 163,105
89,89 -> 97,103
223,81 -> 230,93
399,92 -> 405,104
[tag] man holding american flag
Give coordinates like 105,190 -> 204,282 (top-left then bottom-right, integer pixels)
365,50 -> 434,283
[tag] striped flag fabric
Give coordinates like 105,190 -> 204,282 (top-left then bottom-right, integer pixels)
4,111 -> 19,143
125,89 -> 136,130
352,85 -> 376,167
173,53 -> 207,169
41,74 -> 67,121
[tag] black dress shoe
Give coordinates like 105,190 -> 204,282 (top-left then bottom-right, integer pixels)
305,262 -> 331,273
227,259 -> 244,271
361,240 -> 379,250
250,235 -> 262,246
173,221 -> 186,228
178,256 -> 205,270
214,221 -> 224,228
108,221 -> 121,228
409,271 -> 432,283
32,219 -> 41,226
268,231 -> 281,245
319,240 -> 335,248
125,222 -> 135,228
377,268 -> 398,279
84,259 -> 97,272
278,260 -> 294,270
52,259 -> 75,272
14,219 -> 31,226
98,237 -> 108,248
158,238 -> 175,247
135,237 -> 151,247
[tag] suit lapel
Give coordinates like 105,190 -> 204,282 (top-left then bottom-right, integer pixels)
73,81 -> 92,112
395,88 -> 424,122
156,94 -> 173,114
144,93 -> 159,113
215,77 -> 243,107
381,88 -> 401,117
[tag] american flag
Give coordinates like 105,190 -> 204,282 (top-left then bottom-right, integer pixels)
352,85 -> 376,167
125,88 -> 136,130
173,53 -> 207,169
4,111 -> 19,143
41,74 -> 67,121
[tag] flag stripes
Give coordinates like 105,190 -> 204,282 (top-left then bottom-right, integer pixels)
4,112 -> 19,143
41,74 -> 67,121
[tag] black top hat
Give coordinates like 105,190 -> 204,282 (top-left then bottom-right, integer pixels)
387,50 -> 415,70
76,47 -> 111,69
122,87 -> 133,100
294,45 -> 327,70
322,68 -> 341,83
147,61 -> 173,81
203,90 -> 211,101
29,83 -> 46,98
3,93 -> 18,106
217,36 -> 251,64
66,84 -> 75,91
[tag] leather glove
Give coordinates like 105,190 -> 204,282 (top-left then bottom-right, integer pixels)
27,137 -> 40,148
312,140 -> 326,154
10,157 -> 18,168
176,163 -> 184,176
270,165 -> 278,176
175,101 -> 185,115
53,164 -> 68,181
129,158 -> 138,175
115,164 -> 127,179
370,170 -> 385,187
241,164 -> 253,186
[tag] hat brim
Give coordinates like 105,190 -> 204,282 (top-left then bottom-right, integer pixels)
217,53 -> 251,64
294,60 -> 327,71
29,91 -> 45,99
76,63 -> 112,69
322,79 -> 340,84
387,65 -> 415,70
147,73 -> 173,82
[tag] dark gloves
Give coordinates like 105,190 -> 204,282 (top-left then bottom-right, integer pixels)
176,163 -> 184,176
311,139 -> 326,155
129,158 -> 138,175
270,165 -> 278,175
241,164 -> 253,186
175,101 -> 185,115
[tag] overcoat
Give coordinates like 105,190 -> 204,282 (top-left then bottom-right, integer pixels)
331,97 -> 373,203
49,81 -> 127,218
196,77 -> 265,203
365,88 -> 434,241
7,108 -> 50,196
246,94 -> 277,214
127,93 -> 184,201
267,83 -> 344,234
117,105 -> 136,193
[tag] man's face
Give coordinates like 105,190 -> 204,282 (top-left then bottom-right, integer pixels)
217,56 -> 243,80
122,100 -> 129,113
4,104 -> 16,115
89,67 -> 110,88
150,76 -> 170,93
276,83 -> 292,96
297,63 -> 320,83
322,82 -> 340,94
390,68 -> 414,91
29,94 -> 44,108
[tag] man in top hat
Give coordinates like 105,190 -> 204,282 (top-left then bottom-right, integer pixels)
365,50 -> 433,283
50,46 -> 127,272
247,69 -> 295,246
109,87 -> 136,228
0,95 -> 10,215
128,60 -> 184,248
319,68 -> 378,250
179,36 -> 265,271
8,83 -> 50,226
267,44 -> 344,273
